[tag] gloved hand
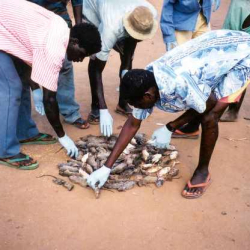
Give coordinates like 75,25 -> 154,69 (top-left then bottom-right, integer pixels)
58,134 -> 79,158
100,109 -> 113,137
151,126 -> 172,149
166,41 -> 178,51
32,89 -> 45,115
212,0 -> 220,12
87,165 -> 111,189
121,69 -> 128,78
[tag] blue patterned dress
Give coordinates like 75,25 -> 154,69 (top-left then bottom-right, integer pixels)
133,30 -> 250,120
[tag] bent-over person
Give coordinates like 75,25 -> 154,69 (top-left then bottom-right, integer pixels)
0,0 -> 101,169
87,30 -> 250,199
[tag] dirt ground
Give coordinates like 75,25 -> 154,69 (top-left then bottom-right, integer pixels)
1,1 -> 250,250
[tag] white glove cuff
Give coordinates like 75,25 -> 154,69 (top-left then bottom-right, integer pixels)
58,134 -> 67,140
121,70 -> 128,78
100,109 -> 108,115
102,165 -> 111,174
162,125 -> 173,135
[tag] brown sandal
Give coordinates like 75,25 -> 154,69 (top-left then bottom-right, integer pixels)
69,118 -> 90,129
115,105 -> 132,117
182,174 -> 212,199
88,113 -> 100,125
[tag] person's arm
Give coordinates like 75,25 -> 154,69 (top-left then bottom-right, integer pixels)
29,80 -> 40,91
43,87 -> 78,157
151,93 -> 218,148
105,115 -> 142,167
87,115 -> 142,189
71,0 -> 83,25
160,0 -> 177,47
88,58 -> 107,109
27,80 -> 45,115
167,93 -> 218,130
212,0 -> 221,12
43,87 -> 65,137
119,38 -> 137,78
89,58 -> 114,137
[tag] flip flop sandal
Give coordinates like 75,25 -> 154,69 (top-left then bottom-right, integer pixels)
66,118 -> 90,129
115,106 -> 132,117
0,153 -> 39,170
172,129 -> 199,139
88,112 -> 100,125
20,133 -> 57,145
181,174 -> 212,199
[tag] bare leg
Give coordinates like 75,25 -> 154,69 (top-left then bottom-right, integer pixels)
88,59 -> 100,114
87,58 -> 107,123
183,101 -> 229,196
220,90 -> 246,122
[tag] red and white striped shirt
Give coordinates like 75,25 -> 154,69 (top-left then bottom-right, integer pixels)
0,0 -> 69,91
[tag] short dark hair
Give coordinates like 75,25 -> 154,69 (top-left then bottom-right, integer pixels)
70,23 -> 102,55
120,69 -> 157,103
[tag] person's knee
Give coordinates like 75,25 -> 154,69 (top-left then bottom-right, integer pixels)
201,111 -> 220,129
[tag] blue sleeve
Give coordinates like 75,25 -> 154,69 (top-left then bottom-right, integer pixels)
71,0 -> 82,7
160,0 -> 177,44
132,108 -> 153,120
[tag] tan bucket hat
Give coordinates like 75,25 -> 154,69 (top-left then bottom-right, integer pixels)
123,6 -> 158,40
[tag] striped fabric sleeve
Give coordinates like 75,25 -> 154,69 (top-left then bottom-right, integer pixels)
31,49 -> 63,92
31,16 -> 69,92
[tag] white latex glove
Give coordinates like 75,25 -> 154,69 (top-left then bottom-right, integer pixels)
58,134 -> 79,158
87,165 -> 111,189
212,0 -> 220,12
166,41 -> 178,51
121,69 -> 128,78
151,126 -> 172,149
100,109 -> 113,137
32,89 -> 45,115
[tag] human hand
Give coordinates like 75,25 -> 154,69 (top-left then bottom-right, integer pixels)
166,41 -> 178,51
212,0 -> 220,12
58,134 -> 78,158
151,126 -> 172,148
100,109 -> 113,137
87,165 -> 111,189
32,89 -> 45,116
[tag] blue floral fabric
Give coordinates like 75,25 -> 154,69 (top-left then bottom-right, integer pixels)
133,30 -> 250,120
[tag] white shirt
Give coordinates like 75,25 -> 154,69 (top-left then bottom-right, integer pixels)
82,0 -> 157,61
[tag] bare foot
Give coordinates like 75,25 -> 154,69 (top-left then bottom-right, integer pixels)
182,170 -> 211,198
220,110 -> 238,122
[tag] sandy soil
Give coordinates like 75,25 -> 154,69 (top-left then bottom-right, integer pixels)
1,1 -> 250,249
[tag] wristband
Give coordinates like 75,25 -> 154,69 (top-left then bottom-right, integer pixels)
166,123 -> 176,133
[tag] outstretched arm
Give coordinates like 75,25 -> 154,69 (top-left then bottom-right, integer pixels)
105,115 -> 142,167
87,115 -> 142,189
88,57 -> 107,109
151,93 -> 219,149
118,38 -> 137,77
160,0 -> 178,50
167,93 -> 218,130
43,87 -> 78,157
43,87 -> 65,137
